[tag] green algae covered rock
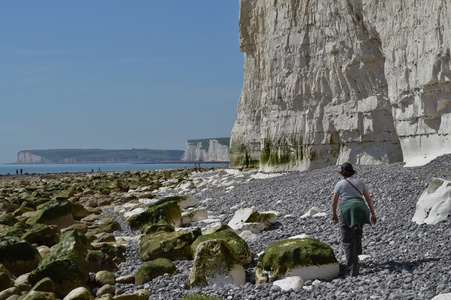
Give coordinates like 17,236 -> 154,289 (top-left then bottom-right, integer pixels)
27,230 -> 91,297
29,277 -> 55,293
0,236 -> 41,276
255,238 -> 339,284
191,227 -> 252,265
188,239 -> 245,288
128,200 -> 181,231
85,250 -> 118,273
135,258 -> 176,285
26,201 -> 75,229
21,224 -> 60,247
18,290 -> 58,300
50,230 -> 91,258
139,228 -> 201,261
62,286 -> 94,300
28,253 -> 89,298
96,217 -> 122,233
70,202 -> 90,220
0,214 -> 19,226
142,223 -> 175,235
0,263 -> 12,291
181,294 -> 222,300
113,289 -> 151,300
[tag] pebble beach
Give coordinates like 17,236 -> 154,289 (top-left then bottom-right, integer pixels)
111,155 -> 451,299
1,156 -> 451,299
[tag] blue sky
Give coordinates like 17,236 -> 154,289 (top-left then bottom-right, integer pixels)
0,1 -> 243,163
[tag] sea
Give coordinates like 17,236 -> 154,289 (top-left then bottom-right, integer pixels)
0,162 -> 223,175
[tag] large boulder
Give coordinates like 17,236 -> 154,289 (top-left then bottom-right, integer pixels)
255,238 -> 339,284
85,250 -> 118,273
62,286 -> 94,300
0,263 -> 12,291
135,258 -> 177,285
227,207 -> 277,234
189,239 -> 245,288
26,201 -> 76,229
21,224 -> 60,247
49,230 -> 91,259
139,228 -> 201,261
28,230 -> 91,297
181,209 -> 209,225
191,226 -> 252,265
0,236 -> 41,276
28,253 -> 90,298
412,178 -> 451,224
112,289 -> 151,300
128,199 -> 182,231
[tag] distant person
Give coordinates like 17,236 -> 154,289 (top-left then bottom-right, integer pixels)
197,163 -> 201,171
16,169 -> 18,175
20,169 -> 23,175
91,169 -> 94,173
331,162 -> 377,277
193,163 -> 198,171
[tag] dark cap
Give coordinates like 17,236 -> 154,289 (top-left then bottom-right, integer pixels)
341,162 -> 354,172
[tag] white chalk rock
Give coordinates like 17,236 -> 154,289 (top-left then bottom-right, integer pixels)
273,276 -> 304,292
239,230 -> 259,242
431,293 -> 451,300
412,178 -> 451,224
228,207 -> 277,234
123,207 -> 146,219
181,209 -> 209,225
300,207 -> 327,218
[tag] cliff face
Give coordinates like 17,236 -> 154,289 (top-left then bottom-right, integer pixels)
181,138 -> 230,162
231,0 -> 451,171
17,152 -> 52,164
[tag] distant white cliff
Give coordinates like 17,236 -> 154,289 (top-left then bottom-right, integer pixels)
181,138 -> 230,162
231,0 -> 451,171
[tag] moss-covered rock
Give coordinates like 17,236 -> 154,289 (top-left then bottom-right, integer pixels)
85,250 -> 118,273
29,277 -> 55,293
255,238 -> 339,284
63,286 -> 94,300
70,202 -> 90,220
90,242 -> 126,264
181,294 -> 222,300
17,290 -> 58,300
135,258 -> 176,285
188,239 -> 245,288
2,224 -> 28,237
0,263 -> 12,291
21,224 -> 60,247
139,228 -> 201,261
142,223 -> 175,235
28,253 -> 90,298
0,214 -> 19,226
0,236 -> 41,276
112,289 -> 151,300
191,228 -> 252,265
96,217 -> 121,233
26,201 -> 75,229
128,200 -> 181,231
49,230 -> 91,259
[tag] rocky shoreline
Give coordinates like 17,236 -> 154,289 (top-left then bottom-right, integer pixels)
1,156 -> 451,299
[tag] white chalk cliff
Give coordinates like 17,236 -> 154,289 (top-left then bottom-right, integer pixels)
181,138 -> 230,162
230,0 -> 451,171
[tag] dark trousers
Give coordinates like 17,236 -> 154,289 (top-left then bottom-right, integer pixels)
339,213 -> 363,275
